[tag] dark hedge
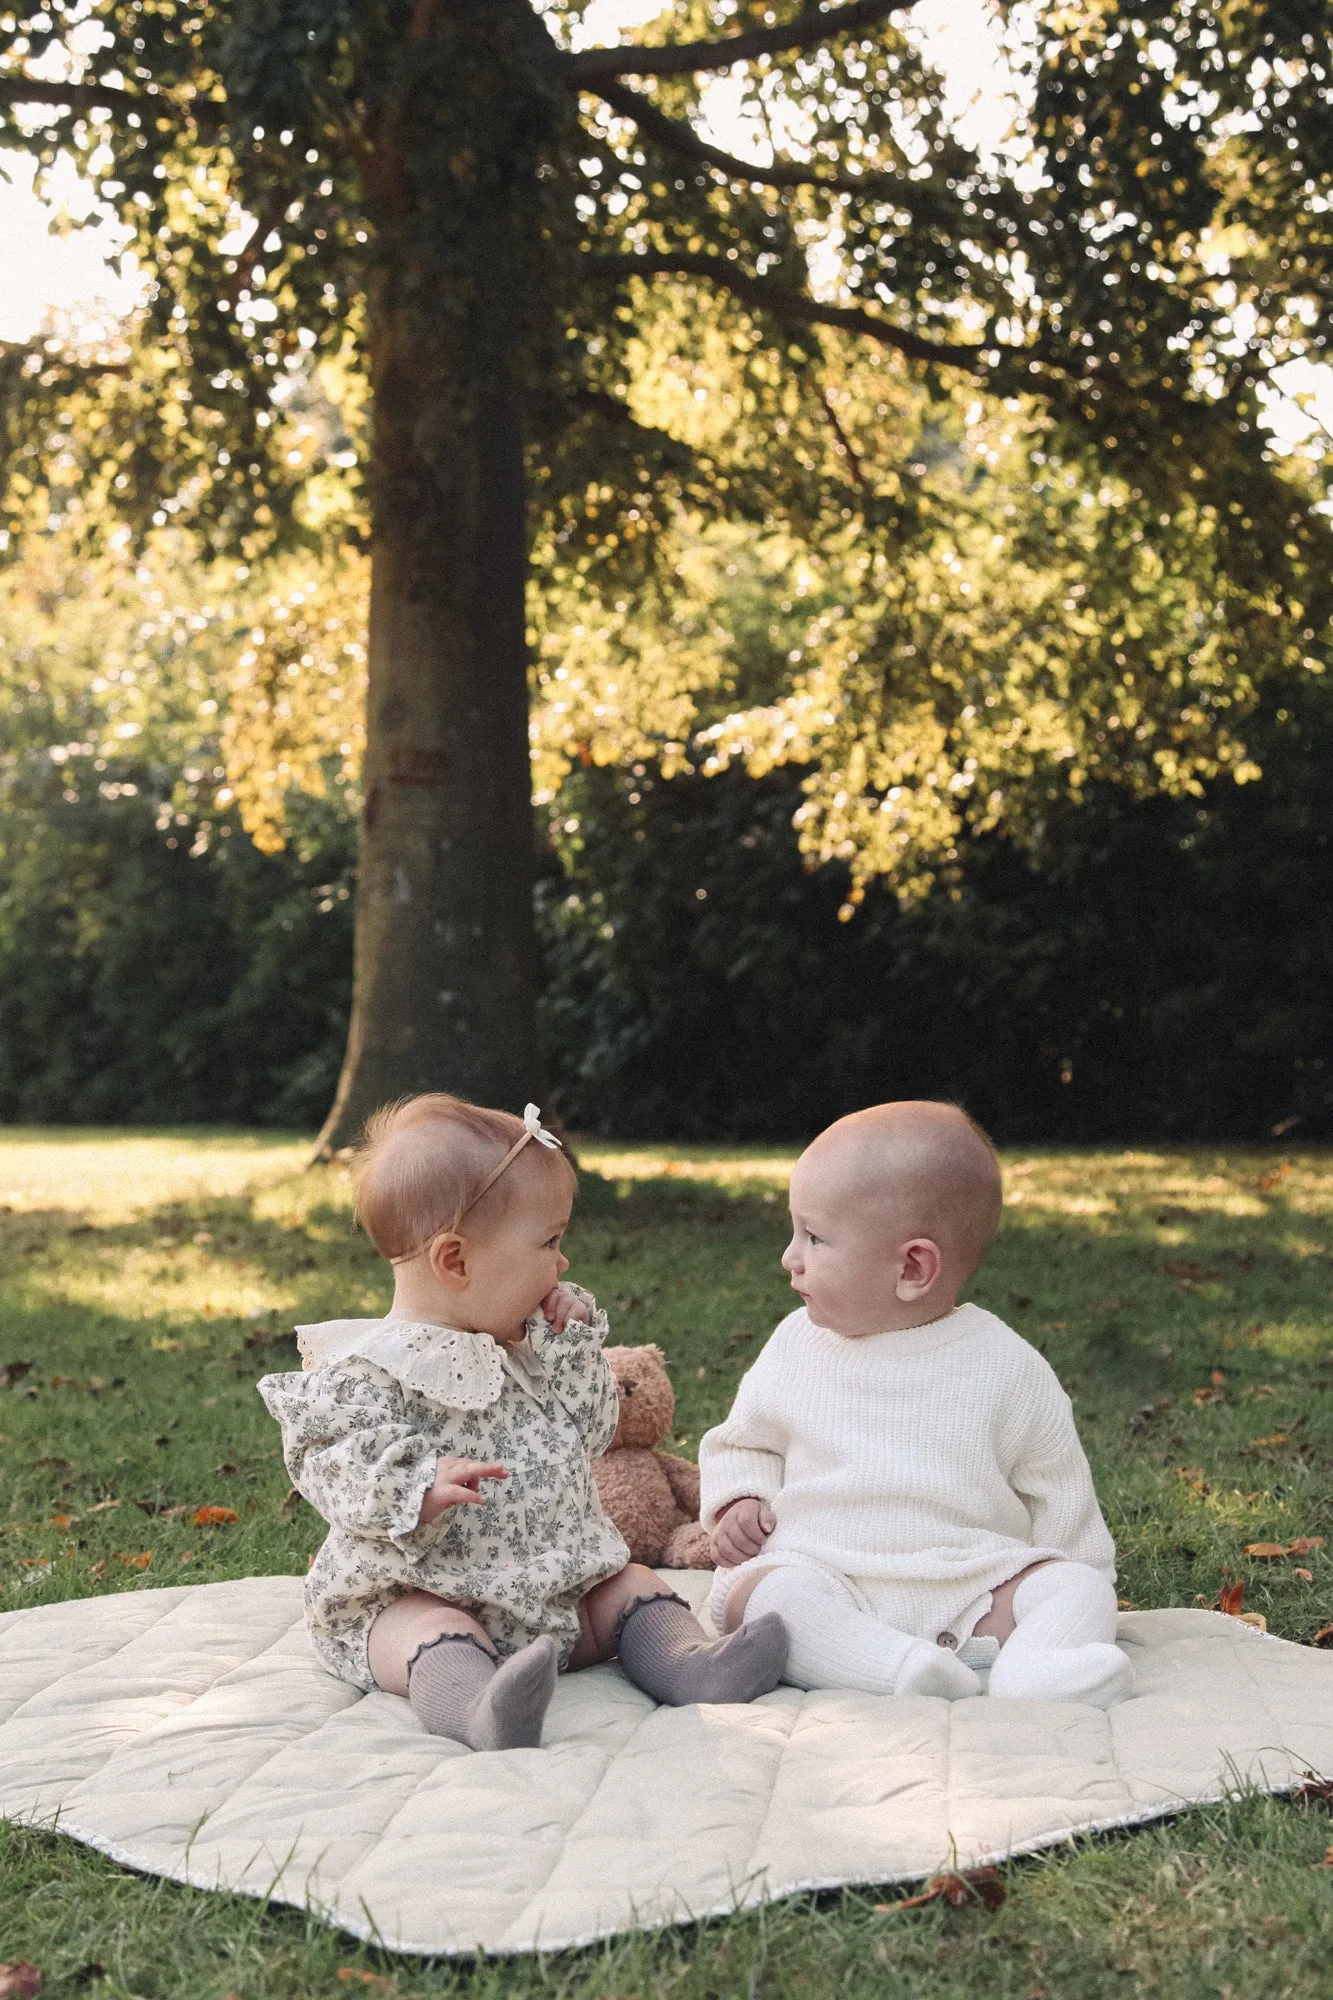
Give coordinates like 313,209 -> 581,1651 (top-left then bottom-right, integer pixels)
1,675 -> 1328,1141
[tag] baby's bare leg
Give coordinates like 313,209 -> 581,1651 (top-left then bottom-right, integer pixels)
971,1559 -> 1056,1647
569,1562 -> 674,1668
369,1591 -> 558,1750
368,1589 -> 491,1695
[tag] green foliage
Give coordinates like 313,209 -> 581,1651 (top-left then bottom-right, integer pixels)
0,533 -> 354,1123
3,1 -> 1331,900
538,666 -> 1333,1143
1,1134 -> 1332,1992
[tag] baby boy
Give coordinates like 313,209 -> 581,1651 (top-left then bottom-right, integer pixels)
699,1100 -> 1132,1707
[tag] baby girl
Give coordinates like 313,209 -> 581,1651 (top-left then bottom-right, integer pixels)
699,1100 -> 1132,1707
259,1094 -> 786,1750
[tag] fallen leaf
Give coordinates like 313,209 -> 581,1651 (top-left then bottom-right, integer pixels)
192,1505 -> 238,1527
217,1462 -> 239,1475
47,1514 -> 76,1530
1295,1568 -> 1314,1582
1312,1625 -> 1333,1648
1211,1369 -> 1227,1387
875,1867 -> 1006,1914
112,1551 -> 153,1569
1193,1386 -> 1224,1406
0,1964 -> 42,1997
1218,1580 -> 1246,1616
1237,1611 -> 1268,1631
1292,1775 -> 1333,1807
1287,1537 -> 1324,1557
335,1973 -> 394,1990
1258,1163 -> 1291,1192
1248,1433 -> 1289,1448
90,1560 -> 104,1580
32,1456 -> 71,1469
1243,1543 -> 1289,1559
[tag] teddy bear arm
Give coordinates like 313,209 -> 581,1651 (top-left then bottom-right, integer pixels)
656,1452 -> 701,1518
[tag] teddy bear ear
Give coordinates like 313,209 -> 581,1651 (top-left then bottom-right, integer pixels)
646,1344 -> 666,1365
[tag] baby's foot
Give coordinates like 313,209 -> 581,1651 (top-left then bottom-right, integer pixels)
464,1635 -> 560,1749
987,1640 -> 1132,1709
896,1639 -> 981,1700
618,1595 -> 788,1705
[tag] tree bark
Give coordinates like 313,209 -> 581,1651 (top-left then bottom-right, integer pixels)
316,2 -> 564,1155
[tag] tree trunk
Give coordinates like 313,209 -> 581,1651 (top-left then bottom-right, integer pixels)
316,1 -> 565,1156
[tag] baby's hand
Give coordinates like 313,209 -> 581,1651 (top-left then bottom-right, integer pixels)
540,1282 -> 593,1335
418,1457 -> 507,1526
710,1495 -> 776,1568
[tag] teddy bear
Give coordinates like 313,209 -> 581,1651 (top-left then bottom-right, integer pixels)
592,1345 -> 714,1568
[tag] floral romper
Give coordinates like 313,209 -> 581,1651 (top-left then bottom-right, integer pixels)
258,1291 -> 629,1691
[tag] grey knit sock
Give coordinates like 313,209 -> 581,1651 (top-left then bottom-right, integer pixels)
406,1632 -> 558,1750
616,1593 -> 788,1706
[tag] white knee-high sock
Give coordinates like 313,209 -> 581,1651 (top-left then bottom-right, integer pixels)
986,1561 -> 1132,1708
743,1568 -> 979,1699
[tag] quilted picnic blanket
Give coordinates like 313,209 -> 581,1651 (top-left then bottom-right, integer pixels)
2,1571 -> 1331,1956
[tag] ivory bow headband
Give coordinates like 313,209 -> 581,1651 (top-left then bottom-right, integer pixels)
466,1102 -> 564,1211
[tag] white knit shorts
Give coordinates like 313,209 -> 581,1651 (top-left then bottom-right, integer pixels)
708,1549 -> 1030,1657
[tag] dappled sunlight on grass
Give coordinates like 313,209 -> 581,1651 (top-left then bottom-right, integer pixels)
0,1126 -> 312,1220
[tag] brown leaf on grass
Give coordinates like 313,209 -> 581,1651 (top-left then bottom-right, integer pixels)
1237,1612 -> 1268,1631
1295,1568 -> 1314,1582
1218,1580 -> 1246,1616
335,1973 -> 394,1991
112,1551 -> 153,1569
88,1498 -> 120,1514
1244,1543 -> 1289,1559
1258,1163 -> 1292,1193
1292,1774 -> 1333,1807
874,1868 -> 1006,1914
192,1505 -> 238,1527
1312,1625 -> 1333,1649
47,1514 -> 76,1530
1192,1386 -> 1224,1406
0,1962 -> 42,1996
1247,1432 -> 1289,1448
1287,1537 -> 1324,1557
1177,1466 -> 1212,1494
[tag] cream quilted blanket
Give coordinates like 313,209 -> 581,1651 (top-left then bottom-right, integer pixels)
2,1573 -> 1331,1955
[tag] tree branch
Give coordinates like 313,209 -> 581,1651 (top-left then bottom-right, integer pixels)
0,71 -> 224,131
587,76 -> 921,200
581,252 -> 983,370
562,1 -> 914,85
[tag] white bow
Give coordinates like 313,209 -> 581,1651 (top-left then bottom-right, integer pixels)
523,1103 -> 563,1150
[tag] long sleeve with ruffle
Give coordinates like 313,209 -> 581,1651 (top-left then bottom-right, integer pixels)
260,1359 -> 437,1549
527,1292 -> 620,1455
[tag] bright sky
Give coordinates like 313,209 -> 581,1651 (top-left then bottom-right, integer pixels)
0,0 -> 1327,447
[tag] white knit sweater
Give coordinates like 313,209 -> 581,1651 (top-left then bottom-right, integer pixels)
698,1303 -> 1115,1598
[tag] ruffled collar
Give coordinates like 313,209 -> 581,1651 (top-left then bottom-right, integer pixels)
294,1316 -> 538,1410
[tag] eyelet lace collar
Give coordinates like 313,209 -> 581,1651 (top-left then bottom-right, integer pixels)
294,1317 -> 523,1410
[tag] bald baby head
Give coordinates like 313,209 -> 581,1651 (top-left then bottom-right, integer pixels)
797,1100 -> 1002,1283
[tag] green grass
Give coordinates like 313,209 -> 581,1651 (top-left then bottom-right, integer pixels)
1,1130 -> 1331,1998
